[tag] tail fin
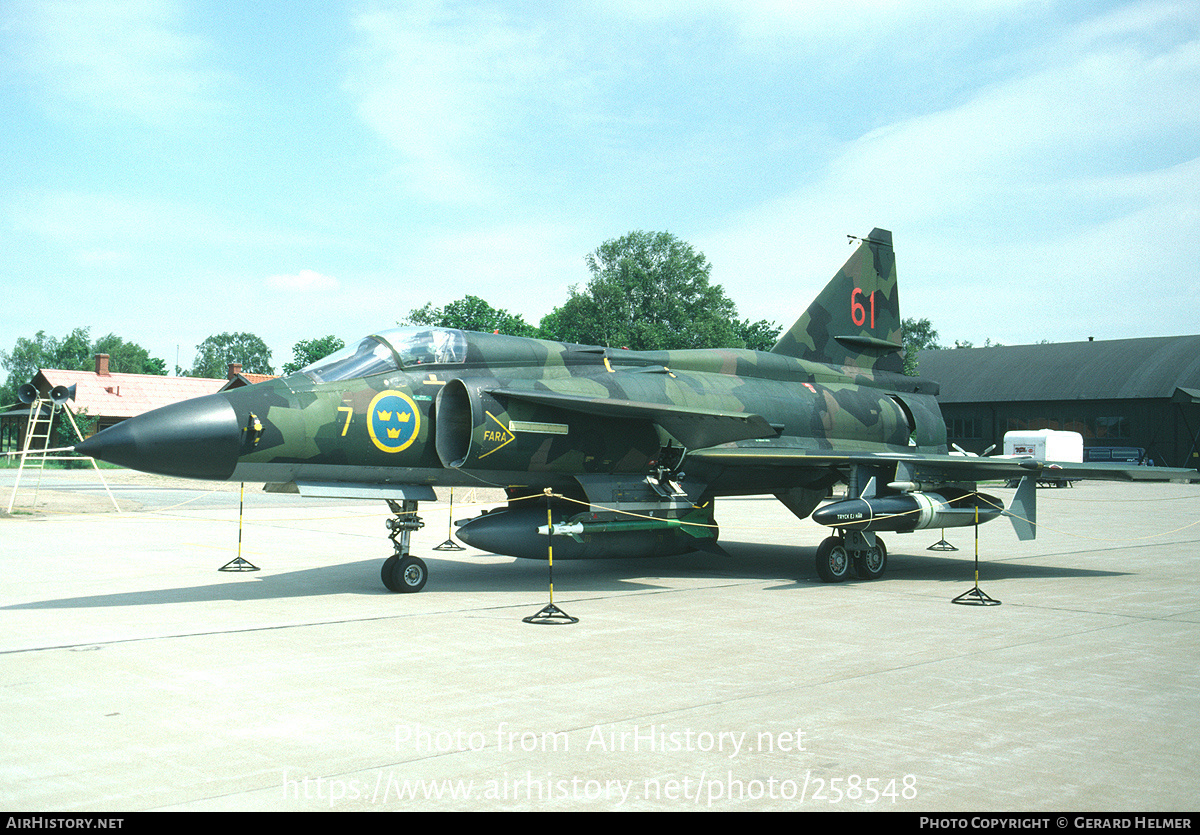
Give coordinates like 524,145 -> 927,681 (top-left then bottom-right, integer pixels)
771,228 -> 904,373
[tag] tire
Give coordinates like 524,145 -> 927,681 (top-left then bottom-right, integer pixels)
855,538 -> 887,580
381,555 -> 401,592
392,555 -> 428,593
815,536 -> 850,583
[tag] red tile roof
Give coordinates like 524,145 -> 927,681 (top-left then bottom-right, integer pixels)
35,369 -> 229,419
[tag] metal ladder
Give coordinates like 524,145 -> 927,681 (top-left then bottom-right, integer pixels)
6,398 -> 119,514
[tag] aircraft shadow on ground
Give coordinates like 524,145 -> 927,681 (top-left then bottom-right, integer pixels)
4,537 -> 1126,611
720,540 -> 1127,585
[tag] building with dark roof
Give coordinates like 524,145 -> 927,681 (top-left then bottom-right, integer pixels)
916,335 -> 1200,468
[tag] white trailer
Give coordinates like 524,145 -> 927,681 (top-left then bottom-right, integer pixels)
1003,429 -> 1084,486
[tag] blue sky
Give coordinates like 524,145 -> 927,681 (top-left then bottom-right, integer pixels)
3,0 -> 1198,375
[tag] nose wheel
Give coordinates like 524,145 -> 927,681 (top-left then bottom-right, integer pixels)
382,554 -> 428,593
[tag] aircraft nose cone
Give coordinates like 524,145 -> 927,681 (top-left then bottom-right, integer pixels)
75,393 -> 242,480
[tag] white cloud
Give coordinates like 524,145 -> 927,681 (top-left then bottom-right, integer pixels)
700,1 -> 1200,342
5,0 -> 1196,362
9,0 -> 226,126
592,0 -> 1047,55
347,5 -> 567,204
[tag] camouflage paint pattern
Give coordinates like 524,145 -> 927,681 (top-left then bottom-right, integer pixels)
196,229 -> 943,503
770,228 -> 903,374
73,228 -> 1198,572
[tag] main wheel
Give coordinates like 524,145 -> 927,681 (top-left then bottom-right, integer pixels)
855,537 -> 887,580
815,536 -> 850,583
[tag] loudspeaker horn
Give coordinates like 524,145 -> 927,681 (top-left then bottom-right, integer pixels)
17,383 -> 38,404
50,384 -> 77,406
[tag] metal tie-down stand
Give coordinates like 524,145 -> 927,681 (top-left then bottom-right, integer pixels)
523,489 -> 578,624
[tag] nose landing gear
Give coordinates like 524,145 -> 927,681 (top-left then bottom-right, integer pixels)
382,499 -> 427,593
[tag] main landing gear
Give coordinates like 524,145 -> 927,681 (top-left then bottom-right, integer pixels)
814,530 -> 887,582
382,499 -> 428,593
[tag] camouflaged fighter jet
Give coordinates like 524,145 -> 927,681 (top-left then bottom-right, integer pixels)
74,229 -> 1197,592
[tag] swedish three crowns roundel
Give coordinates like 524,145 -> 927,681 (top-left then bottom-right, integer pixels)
368,390 -> 421,453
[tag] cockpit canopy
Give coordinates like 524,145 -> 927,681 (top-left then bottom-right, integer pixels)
302,328 -> 467,383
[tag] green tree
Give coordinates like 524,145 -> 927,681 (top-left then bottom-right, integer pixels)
191,332 -> 273,379
734,318 -> 783,352
539,231 -> 753,351
403,295 -> 537,337
1,329 -> 172,404
282,336 -> 346,374
901,317 -> 941,377
56,328 -> 94,371
54,407 -> 99,463
0,328 -> 93,405
532,293 -> 596,345
92,333 -> 167,375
